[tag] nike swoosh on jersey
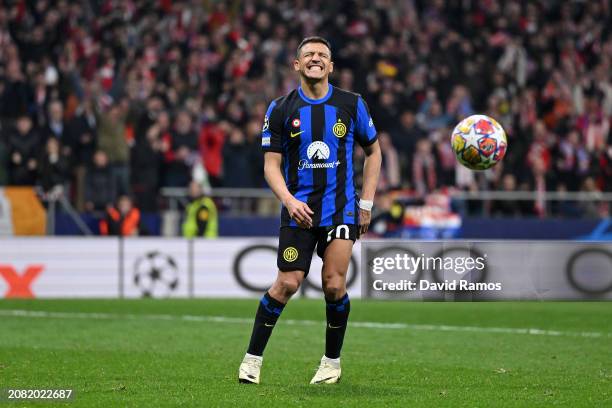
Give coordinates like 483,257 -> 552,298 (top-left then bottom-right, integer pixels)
290,131 -> 304,138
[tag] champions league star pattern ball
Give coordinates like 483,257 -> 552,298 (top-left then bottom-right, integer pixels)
451,114 -> 508,170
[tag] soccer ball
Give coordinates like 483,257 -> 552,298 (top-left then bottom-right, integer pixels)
450,114 -> 507,170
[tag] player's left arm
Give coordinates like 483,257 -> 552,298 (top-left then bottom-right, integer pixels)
355,96 -> 381,235
359,140 -> 381,235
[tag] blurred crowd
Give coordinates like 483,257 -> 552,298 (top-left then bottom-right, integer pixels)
0,0 -> 611,218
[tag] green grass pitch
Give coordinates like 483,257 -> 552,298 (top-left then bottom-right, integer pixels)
0,299 -> 610,407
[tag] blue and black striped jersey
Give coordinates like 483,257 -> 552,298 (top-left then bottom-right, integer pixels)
261,85 -> 377,227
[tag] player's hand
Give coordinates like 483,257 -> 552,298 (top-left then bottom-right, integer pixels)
284,196 -> 314,228
359,208 -> 371,236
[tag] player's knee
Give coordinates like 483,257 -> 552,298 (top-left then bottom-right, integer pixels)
277,276 -> 301,297
323,281 -> 345,301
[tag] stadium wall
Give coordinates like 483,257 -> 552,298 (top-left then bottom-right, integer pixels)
0,238 -> 611,300
0,237 -> 360,299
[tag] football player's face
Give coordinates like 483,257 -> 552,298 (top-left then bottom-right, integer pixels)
294,42 -> 333,80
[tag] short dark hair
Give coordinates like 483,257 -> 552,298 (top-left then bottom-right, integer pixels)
296,36 -> 332,58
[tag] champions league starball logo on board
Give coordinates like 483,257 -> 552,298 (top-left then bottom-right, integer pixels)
133,251 -> 180,298
298,141 -> 340,170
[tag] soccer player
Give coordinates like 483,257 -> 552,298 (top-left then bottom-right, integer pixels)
238,37 -> 381,385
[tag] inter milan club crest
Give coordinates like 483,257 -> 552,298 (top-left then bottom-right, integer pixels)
283,247 -> 298,262
333,119 -> 346,138
292,118 -> 301,128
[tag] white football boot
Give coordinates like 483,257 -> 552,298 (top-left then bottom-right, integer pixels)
310,356 -> 341,384
238,354 -> 262,384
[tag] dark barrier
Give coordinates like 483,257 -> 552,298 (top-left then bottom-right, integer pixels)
53,214 -> 611,241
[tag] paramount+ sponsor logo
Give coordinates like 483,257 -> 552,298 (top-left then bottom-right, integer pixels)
298,141 -> 340,171
298,160 -> 340,170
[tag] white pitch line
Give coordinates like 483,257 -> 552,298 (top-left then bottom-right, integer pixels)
0,309 -> 609,339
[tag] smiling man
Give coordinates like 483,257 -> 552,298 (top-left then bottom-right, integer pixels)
238,37 -> 382,385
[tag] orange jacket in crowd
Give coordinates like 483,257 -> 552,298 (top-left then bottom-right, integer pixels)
99,207 -> 141,236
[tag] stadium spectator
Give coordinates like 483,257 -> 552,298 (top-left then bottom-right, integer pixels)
182,181 -> 218,238
529,158 -> 556,218
389,111 -> 424,182
7,115 -> 40,185
43,100 -> 68,144
0,136 -> 8,185
377,132 -> 400,190
577,96 -> 610,154
490,174 -> 523,217
67,100 -> 98,211
551,183 -> 582,218
199,118 -> 227,187
37,137 -> 69,193
372,91 -> 398,133
131,114 -> 166,212
578,177 -> 606,218
245,119 -> 266,188
162,111 -> 198,187
418,91 -> 452,132
446,86 -> 474,122
222,127 -> 252,188
412,139 -> 437,196
433,129 -> 457,187
0,59 -> 29,119
84,150 -> 115,212
526,121 -> 554,182
96,101 -> 130,196
598,147 -> 612,192
553,130 -> 590,191
99,195 -> 144,236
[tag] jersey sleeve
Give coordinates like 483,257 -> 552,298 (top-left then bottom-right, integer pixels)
355,96 -> 377,147
261,100 -> 283,153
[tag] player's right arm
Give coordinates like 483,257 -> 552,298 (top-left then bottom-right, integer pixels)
261,100 -> 313,228
264,152 -> 313,228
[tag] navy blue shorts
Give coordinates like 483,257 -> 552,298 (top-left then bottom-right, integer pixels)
277,224 -> 358,276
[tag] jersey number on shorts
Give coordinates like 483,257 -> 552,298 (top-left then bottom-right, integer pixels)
327,225 -> 350,242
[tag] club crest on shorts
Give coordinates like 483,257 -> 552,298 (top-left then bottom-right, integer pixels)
283,247 -> 299,262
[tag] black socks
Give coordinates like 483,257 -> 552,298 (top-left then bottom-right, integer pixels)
325,293 -> 350,359
247,292 -> 285,356
246,291 -> 350,359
